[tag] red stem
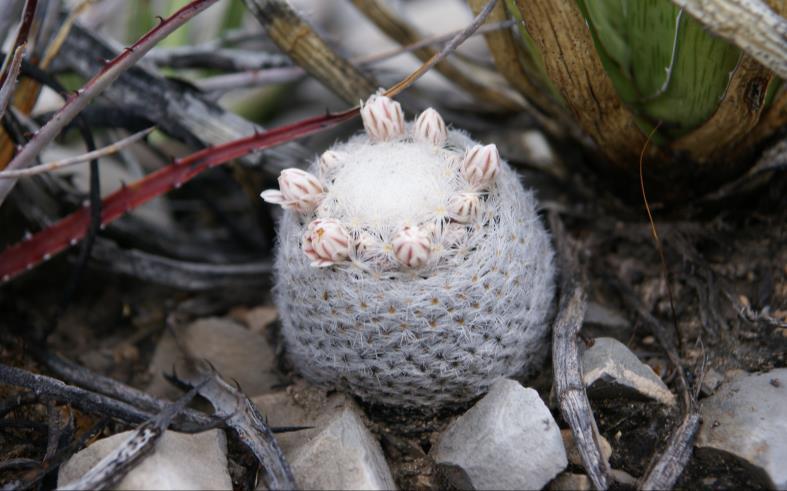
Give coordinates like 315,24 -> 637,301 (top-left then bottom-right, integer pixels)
0,108 -> 358,282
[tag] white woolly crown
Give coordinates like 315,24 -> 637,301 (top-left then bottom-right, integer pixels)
263,94 -> 556,408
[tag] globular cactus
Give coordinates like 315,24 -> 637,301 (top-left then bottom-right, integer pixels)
261,94 -> 556,408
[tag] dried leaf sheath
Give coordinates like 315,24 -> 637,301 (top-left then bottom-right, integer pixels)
242,0 -> 376,104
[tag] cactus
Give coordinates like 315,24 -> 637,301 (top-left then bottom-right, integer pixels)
261,95 -> 556,408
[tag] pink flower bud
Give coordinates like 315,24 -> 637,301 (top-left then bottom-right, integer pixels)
461,144 -> 500,189
260,168 -> 324,214
361,95 -> 405,142
302,219 -> 350,267
392,225 -> 431,269
413,108 -> 447,146
319,150 -> 346,179
447,192 -> 481,223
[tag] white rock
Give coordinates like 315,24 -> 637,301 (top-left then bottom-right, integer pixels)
147,317 -> 280,399
561,429 -> 612,467
700,368 -> 724,396
432,378 -> 567,490
581,337 -> 676,406
696,369 -> 787,489
253,388 -> 396,490
58,430 -> 231,490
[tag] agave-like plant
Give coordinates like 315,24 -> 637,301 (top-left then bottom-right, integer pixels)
470,0 -> 787,201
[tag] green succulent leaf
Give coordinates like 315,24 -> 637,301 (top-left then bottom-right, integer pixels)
576,0 -> 742,137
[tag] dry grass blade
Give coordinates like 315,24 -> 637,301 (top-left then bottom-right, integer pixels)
0,128 -> 153,178
242,0 -> 377,104
352,0 -> 522,111
549,211 -> 611,490
671,0 -> 787,79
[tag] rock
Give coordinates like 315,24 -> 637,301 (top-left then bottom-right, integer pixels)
432,378 -> 567,490
581,337 -> 675,406
253,386 -> 396,490
147,317 -> 280,399
700,368 -> 724,396
290,407 -> 396,490
696,369 -> 787,489
58,430 -> 231,490
229,305 -> 278,334
549,472 -> 592,491
561,429 -> 612,467
610,468 -> 638,487
584,302 -> 629,330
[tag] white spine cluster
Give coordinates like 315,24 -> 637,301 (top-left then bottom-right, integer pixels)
262,95 -> 556,408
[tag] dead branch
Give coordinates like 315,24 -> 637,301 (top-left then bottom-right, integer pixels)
549,211 -> 611,490
57,383 -> 203,491
89,239 -> 272,290
0,363 -> 213,432
35,350 -> 220,431
170,361 -> 296,491
610,278 -> 700,490
639,413 -> 701,490
0,128 -> 153,178
352,0 -> 521,110
55,23 -> 309,173
146,46 -> 292,71
0,0 -> 221,206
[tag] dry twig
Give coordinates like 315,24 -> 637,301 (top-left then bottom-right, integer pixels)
169,361 -> 295,491
0,0 -> 221,206
0,128 -> 153,178
57,382 -> 204,491
549,211 -> 611,490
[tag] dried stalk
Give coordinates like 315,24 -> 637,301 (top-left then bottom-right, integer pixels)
36,350 -> 220,430
57,384 -> 203,491
57,23 -> 308,172
243,0 -> 377,104
612,280 -> 699,490
639,413 -> 701,490
0,0 -> 220,206
195,20 -> 516,94
0,128 -> 153,178
671,0 -> 787,79
172,361 -> 296,491
146,46 -> 292,71
90,238 -> 272,290
549,211 -> 610,490
0,363 -> 213,432
352,0 -> 522,110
